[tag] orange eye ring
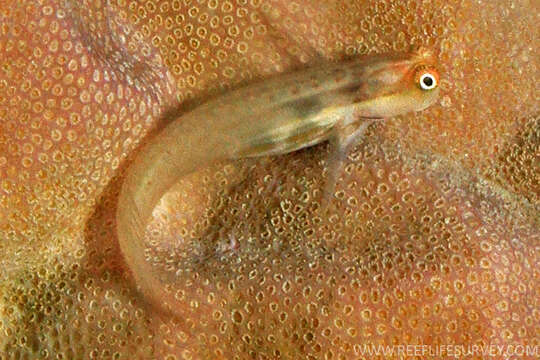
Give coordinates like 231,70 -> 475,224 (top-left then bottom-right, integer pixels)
414,65 -> 439,91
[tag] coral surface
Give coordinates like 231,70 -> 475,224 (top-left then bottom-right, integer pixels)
0,0 -> 538,359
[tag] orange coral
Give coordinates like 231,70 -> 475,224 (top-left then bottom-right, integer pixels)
0,0 -> 538,359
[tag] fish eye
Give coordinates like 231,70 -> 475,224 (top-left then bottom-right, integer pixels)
419,72 -> 437,90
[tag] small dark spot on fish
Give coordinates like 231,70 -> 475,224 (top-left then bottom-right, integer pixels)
334,70 -> 346,82
282,95 -> 324,118
336,82 -> 364,102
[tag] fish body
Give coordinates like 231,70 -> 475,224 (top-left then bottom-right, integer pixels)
117,48 -> 440,315
196,49 -> 440,159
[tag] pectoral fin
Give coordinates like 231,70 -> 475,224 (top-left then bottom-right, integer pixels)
321,117 -> 378,209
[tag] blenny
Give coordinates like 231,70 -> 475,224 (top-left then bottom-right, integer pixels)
117,47 -> 440,314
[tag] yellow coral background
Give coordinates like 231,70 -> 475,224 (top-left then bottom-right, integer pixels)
0,0 -> 538,359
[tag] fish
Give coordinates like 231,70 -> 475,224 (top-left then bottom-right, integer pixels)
116,47 -> 441,315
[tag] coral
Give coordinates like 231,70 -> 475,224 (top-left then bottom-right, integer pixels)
0,0 -> 538,359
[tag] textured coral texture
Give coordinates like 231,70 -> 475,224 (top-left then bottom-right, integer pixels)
0,0 -> 538,359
